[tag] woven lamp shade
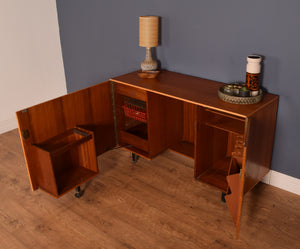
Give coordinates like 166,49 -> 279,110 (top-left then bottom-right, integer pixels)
139,16 -> 159,48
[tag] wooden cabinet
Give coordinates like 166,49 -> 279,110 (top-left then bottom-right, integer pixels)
16,70 -> 278,237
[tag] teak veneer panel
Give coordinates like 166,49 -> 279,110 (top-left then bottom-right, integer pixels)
147,92 -> 183,157
111,70 -> 279,118
243,100 -> 279,194
183,102 -> 197,143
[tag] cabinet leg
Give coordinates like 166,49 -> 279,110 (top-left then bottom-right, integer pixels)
221,192 -> 226,203
132,153 -> 140,163
75,186 -> 82,198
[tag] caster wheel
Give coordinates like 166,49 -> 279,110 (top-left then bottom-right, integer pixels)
132,153 -> 140,163
75,186 -> 82,198
221,192 -> 226,203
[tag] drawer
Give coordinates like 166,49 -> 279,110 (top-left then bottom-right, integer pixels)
119,130 -> 148,152
115,83 -> 147,101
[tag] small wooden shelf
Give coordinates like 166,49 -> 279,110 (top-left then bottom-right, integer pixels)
198,157 -> 232,192
35,129 -> 92,155
125,123 -> 148,140
34,127 -> 98,197
55,166 -> 97,196
205,109 -> 245,135
119,130 -> 148,153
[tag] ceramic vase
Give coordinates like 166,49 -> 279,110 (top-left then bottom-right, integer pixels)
246,55 -> 262,92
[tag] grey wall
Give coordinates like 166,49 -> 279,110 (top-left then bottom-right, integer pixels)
56,0 -> 300,179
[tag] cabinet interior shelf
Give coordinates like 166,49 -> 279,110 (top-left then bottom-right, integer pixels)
125,123 -> 148,140
198,157 -> 232,192
204,110 -> 245,135
205,120 -> 244,135
55,166 -> 98,196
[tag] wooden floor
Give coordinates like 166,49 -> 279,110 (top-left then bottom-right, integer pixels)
0,129 -> 299,249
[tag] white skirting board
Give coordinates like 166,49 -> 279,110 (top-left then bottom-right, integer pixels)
0,118 -> 18,135
1,122 -> 300,196
262,170 -> 300,196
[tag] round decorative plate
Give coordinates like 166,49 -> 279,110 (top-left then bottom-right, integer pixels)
218,86 -> 263,105
137,70 -> 160,79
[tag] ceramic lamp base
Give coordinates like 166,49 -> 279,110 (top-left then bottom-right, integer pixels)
141,47 -> 157,71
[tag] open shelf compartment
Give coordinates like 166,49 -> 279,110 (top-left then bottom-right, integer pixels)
117,94 -> 149,153
34,127 -> 98,197
121,96 -> 148,138
198,157 -> 240,192
204,109 -> 245,135
195,109 -> 242,192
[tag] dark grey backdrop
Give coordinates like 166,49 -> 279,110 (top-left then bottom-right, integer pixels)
56,0 -> 300,179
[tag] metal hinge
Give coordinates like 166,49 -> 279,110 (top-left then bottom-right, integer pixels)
110,81 -> 119,146
22,130 -> 30,140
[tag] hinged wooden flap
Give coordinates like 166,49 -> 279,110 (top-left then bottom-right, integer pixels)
225,147 -> 247,239
225,172 -> 244,239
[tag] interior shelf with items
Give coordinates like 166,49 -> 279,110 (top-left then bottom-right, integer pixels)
114,83 -> 183,159
33,127 -> 98,197
121,96 -> 148,140
122,96 -> 147,123
114,84 -> 149,155
195,107 -> 245,192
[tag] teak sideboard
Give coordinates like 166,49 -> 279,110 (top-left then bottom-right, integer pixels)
16,70 -> 279,238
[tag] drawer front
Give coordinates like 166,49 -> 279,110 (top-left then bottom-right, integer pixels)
115,83 -> 147,101
119,130 -> 149,152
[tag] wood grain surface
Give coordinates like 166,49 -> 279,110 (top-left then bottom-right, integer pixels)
111,70 -> 279,118
1,129 -> 299,249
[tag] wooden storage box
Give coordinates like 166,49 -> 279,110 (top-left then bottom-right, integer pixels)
34,127 -> 98,197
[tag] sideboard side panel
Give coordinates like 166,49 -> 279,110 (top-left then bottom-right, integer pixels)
244,98 -> 279,194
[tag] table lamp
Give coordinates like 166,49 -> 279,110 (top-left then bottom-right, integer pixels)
139,16 -> 159,71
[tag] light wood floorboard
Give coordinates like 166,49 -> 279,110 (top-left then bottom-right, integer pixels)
0,129 -> 299,248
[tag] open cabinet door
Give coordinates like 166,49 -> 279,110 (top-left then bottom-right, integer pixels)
225,148 -> 246,239
16,82 -> 116,197
225,117 -> 250,239
225,99 -> 278,238
194,106 -> 247,239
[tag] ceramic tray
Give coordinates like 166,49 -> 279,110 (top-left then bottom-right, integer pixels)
218,86 -> 263,104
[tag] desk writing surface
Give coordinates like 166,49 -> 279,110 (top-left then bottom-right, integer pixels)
111,70 -> 278,118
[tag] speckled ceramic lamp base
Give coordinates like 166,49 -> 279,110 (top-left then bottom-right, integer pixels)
141,47 -> 157,71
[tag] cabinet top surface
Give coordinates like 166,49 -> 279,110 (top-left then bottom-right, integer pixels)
111,70 -> 278,117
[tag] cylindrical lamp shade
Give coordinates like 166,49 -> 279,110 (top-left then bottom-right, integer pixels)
139,16 -> 159,48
